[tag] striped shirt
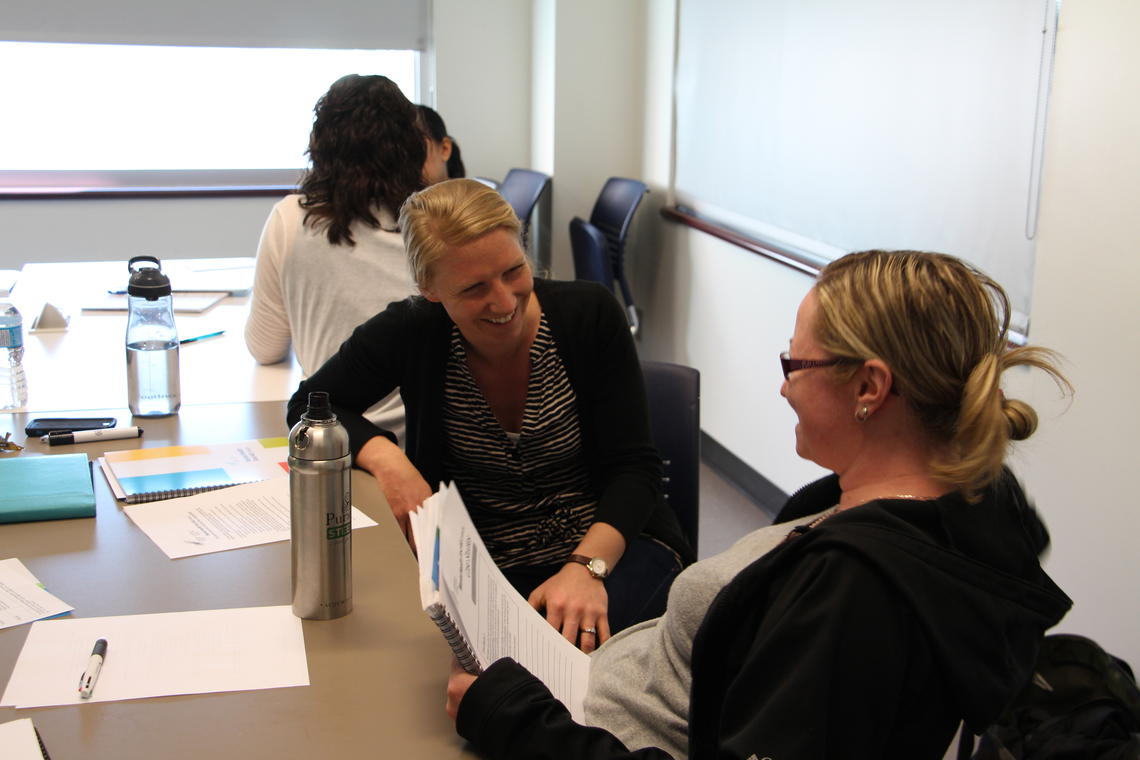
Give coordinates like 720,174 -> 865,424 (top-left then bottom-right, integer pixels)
442,316 -> 596,569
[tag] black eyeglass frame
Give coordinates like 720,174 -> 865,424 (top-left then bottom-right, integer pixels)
779,351 -> 846,380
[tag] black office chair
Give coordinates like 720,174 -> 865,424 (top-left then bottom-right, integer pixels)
569,217 -> 613,287
641,360 -> 701,550
497,168 -> 551,236
571,177 -> 648,334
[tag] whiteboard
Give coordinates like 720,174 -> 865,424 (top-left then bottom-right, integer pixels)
675,0 -> 1058,335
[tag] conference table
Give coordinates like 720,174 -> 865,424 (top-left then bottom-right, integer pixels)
0,403 -> 476,758
0,258 -> 480,756
4,258 -> 304,412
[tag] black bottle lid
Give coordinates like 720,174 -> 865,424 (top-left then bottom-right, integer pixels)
127,255 -> 172,299
305,391 -> 335,420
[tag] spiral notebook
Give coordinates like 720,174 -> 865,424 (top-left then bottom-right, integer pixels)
99,438 -> 289,504
0,718 -> 51,758
408,483 -> 590,721
425,600 -> 479,674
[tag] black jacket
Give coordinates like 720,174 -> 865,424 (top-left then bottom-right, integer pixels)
287,278 -> 692,563
455,471 -> 1072,759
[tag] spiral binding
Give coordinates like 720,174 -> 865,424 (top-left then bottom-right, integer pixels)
123,481 -> 253,504
427,603 -> 481,674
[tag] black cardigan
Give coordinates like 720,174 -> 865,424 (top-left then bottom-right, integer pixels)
455,473 -> 1071,759
287,278 -> 692,564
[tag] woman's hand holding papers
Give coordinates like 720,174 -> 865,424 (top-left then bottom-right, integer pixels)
528,566 -> 610,654
526,522 -> 625,653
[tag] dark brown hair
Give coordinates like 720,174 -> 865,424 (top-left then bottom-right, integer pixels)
299,75 -> 426,246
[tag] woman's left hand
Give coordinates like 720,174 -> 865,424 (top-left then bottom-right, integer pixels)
528,564 -> 610,653
446,657 -> 477,721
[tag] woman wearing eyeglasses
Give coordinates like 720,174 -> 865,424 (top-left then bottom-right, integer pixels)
446,250 -> 1073,759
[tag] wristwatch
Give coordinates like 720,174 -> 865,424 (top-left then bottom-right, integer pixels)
566,554 -> 609,579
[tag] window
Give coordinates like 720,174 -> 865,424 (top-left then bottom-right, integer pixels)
0,42 -> 419,193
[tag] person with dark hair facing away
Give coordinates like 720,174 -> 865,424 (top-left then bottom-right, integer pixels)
444,249 -> 1074,760
418,104 -> 465,180
246,74 -> 441,444
288,178 -> 693,650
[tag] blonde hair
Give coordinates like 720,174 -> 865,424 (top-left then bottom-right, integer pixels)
814,250 -> 1071,498
398,178 -> 522,289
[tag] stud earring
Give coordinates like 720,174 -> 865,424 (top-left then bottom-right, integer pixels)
855,406 -> 869,423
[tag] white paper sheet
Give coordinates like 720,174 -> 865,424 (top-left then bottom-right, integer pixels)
123,477 -> 378,559
1,605 -> 308,708
0,718 -> 46,760
0,558 -> 73,629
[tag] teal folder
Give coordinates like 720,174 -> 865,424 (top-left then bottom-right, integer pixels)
0,454 -> 97,523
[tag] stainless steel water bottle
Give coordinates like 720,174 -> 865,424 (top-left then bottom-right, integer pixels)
289,391 -> 352,619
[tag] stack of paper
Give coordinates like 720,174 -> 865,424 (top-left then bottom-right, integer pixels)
409,483 -> 590,721
100,438 -> 289,503
123,477 -> 376,559
0,559 -> 73,629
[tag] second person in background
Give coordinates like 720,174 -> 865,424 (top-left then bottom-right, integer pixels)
247,75 -> 457,444
288,178 -> 694,650
418,104 -> 466,180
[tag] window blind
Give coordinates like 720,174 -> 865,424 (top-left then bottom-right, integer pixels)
2,0 -> 429,50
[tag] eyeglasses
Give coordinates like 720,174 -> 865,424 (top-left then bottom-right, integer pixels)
780,351 -> 845,380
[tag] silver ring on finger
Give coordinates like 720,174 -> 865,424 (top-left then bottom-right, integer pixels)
581,627 -> 597,636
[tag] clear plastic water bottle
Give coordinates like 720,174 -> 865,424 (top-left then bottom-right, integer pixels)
125,256 -> 181,416
289,391 -> 353,620
0,299 -> 27,410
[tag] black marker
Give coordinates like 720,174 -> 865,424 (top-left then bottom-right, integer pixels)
44,427 -> 143,446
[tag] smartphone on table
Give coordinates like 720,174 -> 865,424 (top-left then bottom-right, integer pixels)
24,417 -> 118,437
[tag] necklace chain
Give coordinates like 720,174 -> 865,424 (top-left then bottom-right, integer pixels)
784,494 -> 925,544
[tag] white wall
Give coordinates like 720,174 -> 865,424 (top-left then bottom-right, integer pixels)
545,0 -> 647,279
432,0 -> 532,183
1001,0 -> 1140,672
0,196 -> 278,269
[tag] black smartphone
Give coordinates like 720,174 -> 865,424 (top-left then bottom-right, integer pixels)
24,417 -> 118,436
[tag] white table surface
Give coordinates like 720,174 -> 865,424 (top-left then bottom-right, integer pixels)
4,258 -> 303,413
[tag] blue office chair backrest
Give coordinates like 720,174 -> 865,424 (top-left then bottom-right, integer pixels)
589,177 -> 648,262
497,168 -> 551,231
569,217 -> 614,290
641,360 -> 701,550
588,177 -> 647,334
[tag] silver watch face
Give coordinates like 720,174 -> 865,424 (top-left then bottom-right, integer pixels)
587,557 -> 608,578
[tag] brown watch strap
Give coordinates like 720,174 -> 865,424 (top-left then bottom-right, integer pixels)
566,554 -> 606,578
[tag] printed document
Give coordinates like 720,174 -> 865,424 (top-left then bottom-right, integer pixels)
0,558 -> 73,629
1,605 -> 308,708
124,477 -> 377,559
409,483 -> 590,722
